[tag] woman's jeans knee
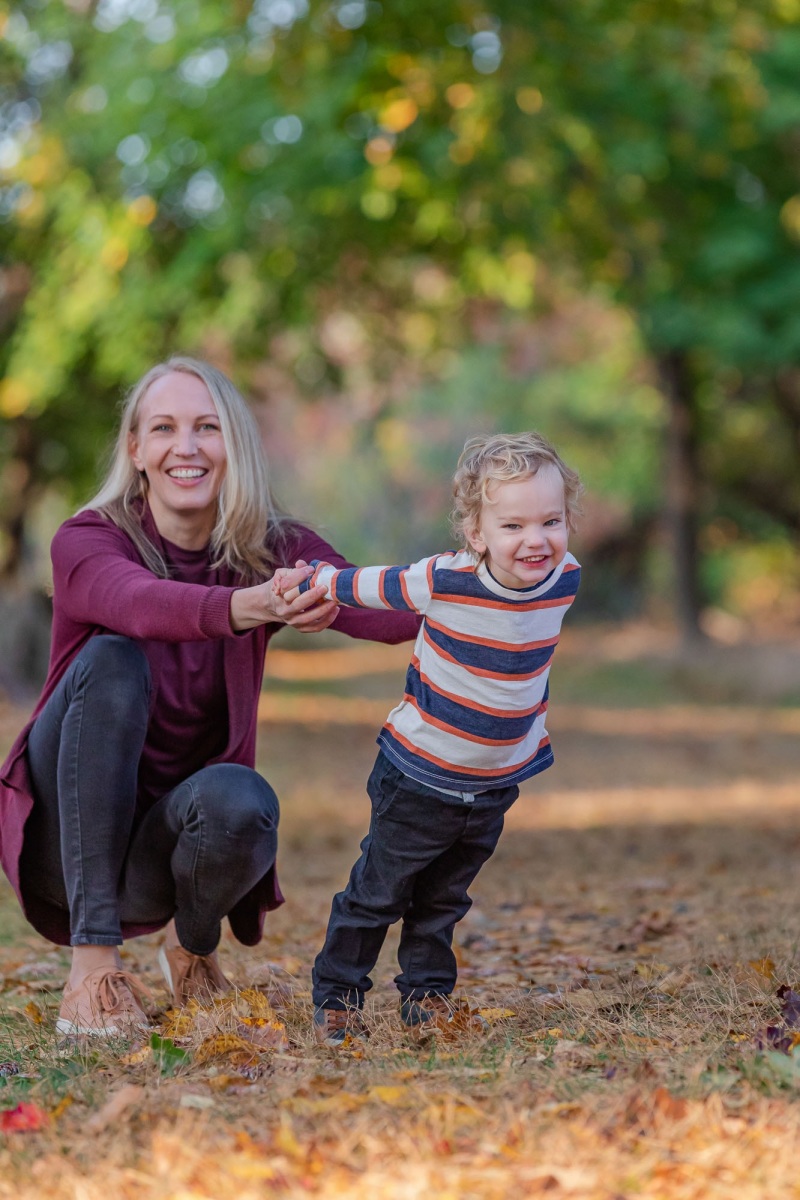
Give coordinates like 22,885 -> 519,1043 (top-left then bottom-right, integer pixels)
22,635 -> 279,952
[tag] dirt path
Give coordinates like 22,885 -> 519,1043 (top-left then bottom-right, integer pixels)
1,643 -> 800,1198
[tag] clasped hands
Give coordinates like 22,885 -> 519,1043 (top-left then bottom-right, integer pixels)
229,560 -> 336,633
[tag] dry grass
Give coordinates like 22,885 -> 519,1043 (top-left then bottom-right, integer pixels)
2,630 -> 800,1197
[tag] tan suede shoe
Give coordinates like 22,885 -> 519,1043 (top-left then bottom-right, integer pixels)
56,967 -> 151,1037
158,944 -> 231,1007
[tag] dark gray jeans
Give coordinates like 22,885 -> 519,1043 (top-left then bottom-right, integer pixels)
312,752 -> 518,1008
21,635 -> 279,954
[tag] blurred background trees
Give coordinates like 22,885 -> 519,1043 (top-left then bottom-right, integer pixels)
1,0 -> 799,682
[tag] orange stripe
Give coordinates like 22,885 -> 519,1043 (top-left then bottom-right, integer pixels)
384,723 -> 551,777
351,568 -> 362,607
426,617 -> 558,654
399,568 -> 414,610
378,568 -> 388,608
430,592 -> 575,612
426,556 -> 436,595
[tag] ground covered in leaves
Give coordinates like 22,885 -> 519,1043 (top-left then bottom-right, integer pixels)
2,627 -> 800,1198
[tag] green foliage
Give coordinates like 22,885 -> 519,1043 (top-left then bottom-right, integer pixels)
0,0 -> 798,619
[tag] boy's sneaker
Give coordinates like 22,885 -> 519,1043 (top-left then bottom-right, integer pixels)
312,1006 -> 369,1048
401,995 -> 489,1039
400,994 -> 455,1037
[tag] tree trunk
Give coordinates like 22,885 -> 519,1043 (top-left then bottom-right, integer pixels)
657,351 -> 705,643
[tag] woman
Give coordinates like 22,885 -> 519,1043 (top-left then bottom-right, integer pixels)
0,357 -> 419,1036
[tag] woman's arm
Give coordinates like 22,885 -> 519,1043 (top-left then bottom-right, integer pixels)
52,514 -> 335,641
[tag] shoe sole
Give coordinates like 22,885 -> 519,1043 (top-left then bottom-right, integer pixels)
158,945 -> 179,1006
55,1016 -> 149,1038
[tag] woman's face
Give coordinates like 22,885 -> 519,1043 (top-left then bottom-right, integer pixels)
129,371 -> 228,542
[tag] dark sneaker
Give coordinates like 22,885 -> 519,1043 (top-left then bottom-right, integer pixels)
401,995 -> 489,1039
312,1006 -> 369,1048
400,994 -> 455,1037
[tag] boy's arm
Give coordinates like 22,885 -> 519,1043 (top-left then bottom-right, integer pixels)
287,557 -> 437,616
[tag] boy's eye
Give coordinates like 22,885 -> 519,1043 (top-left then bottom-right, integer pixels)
502,523 -> 521,530
544,517 -> 562,527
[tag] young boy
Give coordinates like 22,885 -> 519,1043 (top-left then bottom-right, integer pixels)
278,432 -> 581,1046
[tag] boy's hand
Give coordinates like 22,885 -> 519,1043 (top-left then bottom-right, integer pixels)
230,560 -> 338,632
273,560 -> 321,604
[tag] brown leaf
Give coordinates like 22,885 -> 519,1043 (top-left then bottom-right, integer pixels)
86,1085 -> 144,1133
237,1016 -> 289,1051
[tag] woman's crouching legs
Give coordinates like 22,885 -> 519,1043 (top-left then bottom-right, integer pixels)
120,764 -> 279,956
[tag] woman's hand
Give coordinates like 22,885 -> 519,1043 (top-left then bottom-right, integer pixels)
230,561 -> 339,633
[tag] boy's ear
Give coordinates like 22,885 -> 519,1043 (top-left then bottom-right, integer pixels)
465,524 -> 486,556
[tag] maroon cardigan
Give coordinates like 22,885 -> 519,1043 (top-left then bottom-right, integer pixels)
0,508 -> 419,947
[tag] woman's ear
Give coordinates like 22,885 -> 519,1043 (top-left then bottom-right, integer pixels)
128,430 -> 145,474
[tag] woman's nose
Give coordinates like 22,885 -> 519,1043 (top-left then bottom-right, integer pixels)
173,428 -> 197,455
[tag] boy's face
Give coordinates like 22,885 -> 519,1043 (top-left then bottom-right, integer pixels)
467,467 -> 569,589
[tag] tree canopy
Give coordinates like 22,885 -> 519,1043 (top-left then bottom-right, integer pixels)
1,0 -> 799,632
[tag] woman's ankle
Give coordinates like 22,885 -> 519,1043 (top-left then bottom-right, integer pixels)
69,944 -> 123,986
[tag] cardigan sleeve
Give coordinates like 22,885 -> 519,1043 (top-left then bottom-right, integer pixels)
51,513 -> 236,641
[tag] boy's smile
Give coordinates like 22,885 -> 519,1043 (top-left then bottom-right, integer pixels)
467,467 -> 569,589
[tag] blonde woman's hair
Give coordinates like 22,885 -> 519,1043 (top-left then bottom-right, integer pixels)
80,356 -> 288,582
451,431 -> 583,557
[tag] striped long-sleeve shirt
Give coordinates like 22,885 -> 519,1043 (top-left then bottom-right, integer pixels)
301,549 -> 581,793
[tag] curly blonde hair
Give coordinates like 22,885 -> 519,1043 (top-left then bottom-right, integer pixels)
451,431 -> 583,556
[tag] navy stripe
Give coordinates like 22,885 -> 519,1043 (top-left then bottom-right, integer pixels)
382,566 -> 416,612
405,663 -> 538,742
329,567 -> 359,607
432,563 -> 580,604
426,622 -> 555,676
378,728 -> 554,792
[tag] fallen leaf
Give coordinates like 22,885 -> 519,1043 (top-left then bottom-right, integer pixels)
0,1102 -> 48,1133
749,957 -> 776,980
478,1007 -> 516,1022
86,1085 -> 144,1132
178,1093 -> 216,1109
23,1001 -> 44,1025
195,1033 -> 259,1065
237,1016 -> 289,1051
50,1095 -> 74,1121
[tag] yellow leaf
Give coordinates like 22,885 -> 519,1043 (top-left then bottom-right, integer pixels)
478,1007 -> 516,1022
196,1033 -> 258,1065
119,1046 -> 151,1066
23,1001 -> 44,1025
367,1085 -> 413,1106
238,988 -> 278,1019
749,957 -> 776,980
49,1094 -> 74,1121
635,962 -> 670,982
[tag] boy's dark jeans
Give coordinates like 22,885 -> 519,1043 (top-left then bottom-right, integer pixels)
21,634 -> 279,954
312,751 -> 519,1009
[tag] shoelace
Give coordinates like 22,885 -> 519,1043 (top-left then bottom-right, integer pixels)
89,969 -> 151,1014
178,950 -> 225,991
